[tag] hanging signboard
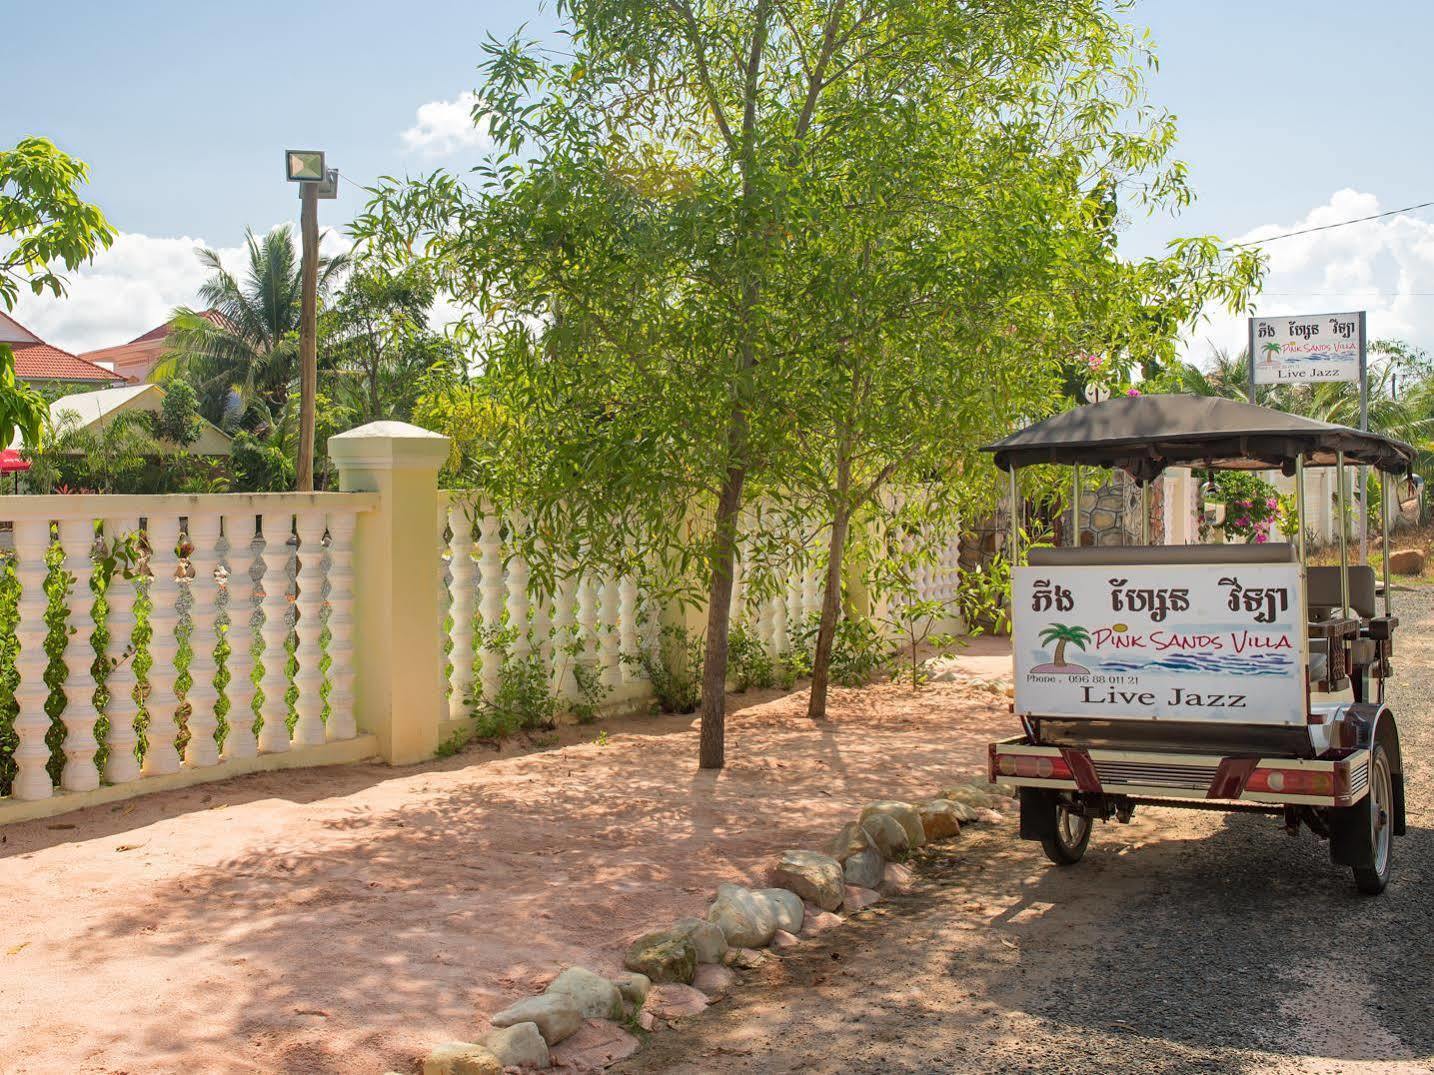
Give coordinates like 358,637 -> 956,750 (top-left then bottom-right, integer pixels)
1012,563 -> 1307,726
1249,311 -> 1364,385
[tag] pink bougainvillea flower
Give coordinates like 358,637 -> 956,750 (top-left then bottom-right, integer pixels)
1126,388 -> 1141,397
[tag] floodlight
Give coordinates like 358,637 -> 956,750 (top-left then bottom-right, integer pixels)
285,150 -> 326,182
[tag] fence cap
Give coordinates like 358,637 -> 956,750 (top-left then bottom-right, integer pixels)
329,421 -> 450,470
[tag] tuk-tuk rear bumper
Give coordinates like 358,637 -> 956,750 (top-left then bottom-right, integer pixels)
988,736 -> 1371,808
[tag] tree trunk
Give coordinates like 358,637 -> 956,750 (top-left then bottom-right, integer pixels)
1054,639 -> 1068,667
699,464 -> 747,769
806,505 -> 851,720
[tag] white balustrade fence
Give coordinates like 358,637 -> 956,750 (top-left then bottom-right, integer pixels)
0,493 -> 374,809
437,494 -> 661,719
0,418 -> 963,825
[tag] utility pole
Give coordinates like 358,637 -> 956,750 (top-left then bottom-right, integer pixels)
284,150 -> 338,492
297,179 -> 319,491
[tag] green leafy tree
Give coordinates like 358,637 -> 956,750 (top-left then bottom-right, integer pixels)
354,0 -> 1260,768
320,259 -> 453,422
159,225 -> 347,431
153,380 -> 203,449
0,136 -> 116,449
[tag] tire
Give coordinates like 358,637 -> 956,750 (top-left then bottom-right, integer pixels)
1041,801 -> 1092,866
1352,743 -> 1395,895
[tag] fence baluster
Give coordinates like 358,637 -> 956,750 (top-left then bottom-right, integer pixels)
57,517 -> 99,792
183,513 -> 222,768
325,512 -> 357,741
599,574 -> 621,688
477,511 -> 504,701
446,501 -> 476,720
11,518 -> 54,800
257,512 -> 293,753
506,517 -> 530,654
142,513 -> 183,776
222,513 -> 259,761
292,511 -> 327,747
618,573 -> 638,684
101,516 -> 142,785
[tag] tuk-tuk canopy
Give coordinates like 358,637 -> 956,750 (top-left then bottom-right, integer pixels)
984,394 -> 1416,482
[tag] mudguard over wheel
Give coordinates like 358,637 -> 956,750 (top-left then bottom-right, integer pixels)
1020,787 -> 1092,865
1329,741 -> 1395,895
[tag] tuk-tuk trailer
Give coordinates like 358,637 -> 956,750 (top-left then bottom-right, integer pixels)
984,395 -> 1412,894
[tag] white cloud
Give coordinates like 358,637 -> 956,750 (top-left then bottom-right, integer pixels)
9,225 -> 351,355
401,91 -> 490,157
1183,189 -> 1434,366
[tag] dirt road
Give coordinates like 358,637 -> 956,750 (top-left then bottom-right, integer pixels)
619,591 -> 1434,1075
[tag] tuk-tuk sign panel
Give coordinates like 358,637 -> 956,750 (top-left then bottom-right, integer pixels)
1250,312 -> 1363,384
1013,564 -> 1306,725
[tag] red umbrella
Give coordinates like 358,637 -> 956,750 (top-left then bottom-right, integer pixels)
0,449 -> 30,474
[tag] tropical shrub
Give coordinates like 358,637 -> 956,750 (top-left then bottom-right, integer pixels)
1207,471 -> 1279,543
622,624 -> 702,714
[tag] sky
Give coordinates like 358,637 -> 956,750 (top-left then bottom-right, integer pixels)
4,0 -> 1433,362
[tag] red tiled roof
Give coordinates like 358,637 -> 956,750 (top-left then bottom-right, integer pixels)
127,308 -> 225,344
10,340 -> 123,383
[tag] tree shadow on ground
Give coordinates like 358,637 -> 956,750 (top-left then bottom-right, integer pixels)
2,680 -> 1008,1074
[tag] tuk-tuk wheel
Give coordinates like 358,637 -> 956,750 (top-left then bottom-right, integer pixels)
1352,743 -> 1395,895
1043,802 -> 1092,866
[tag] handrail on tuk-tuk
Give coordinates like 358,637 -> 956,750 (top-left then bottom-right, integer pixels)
984,393 -> 1416,630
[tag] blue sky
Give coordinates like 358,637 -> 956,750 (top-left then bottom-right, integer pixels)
5,0 -> 1433,357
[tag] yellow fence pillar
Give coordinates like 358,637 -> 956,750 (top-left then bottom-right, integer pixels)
329,421 -> 451,764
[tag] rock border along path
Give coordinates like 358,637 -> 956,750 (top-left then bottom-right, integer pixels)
421,781 -> 1016,1074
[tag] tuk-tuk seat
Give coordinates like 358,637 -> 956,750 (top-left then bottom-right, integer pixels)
1306,565 -> 1377,619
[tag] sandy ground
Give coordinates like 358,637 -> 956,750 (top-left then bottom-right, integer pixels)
620,591 -> 1434,1075
0,638 -> 1012,1075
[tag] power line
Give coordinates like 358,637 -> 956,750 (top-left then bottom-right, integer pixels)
1233,199 -> 1434,247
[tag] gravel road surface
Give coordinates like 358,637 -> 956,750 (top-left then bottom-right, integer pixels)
618,589 -> 1434,1075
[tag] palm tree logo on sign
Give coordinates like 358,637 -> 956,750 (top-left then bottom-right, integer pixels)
1032,624 -> 1092,674
1259,340 -> 1283,368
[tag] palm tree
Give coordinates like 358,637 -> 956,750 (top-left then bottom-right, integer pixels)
1039,623 -> 1091,668
1260,340 -> 1283,368
156,225 -> 346,430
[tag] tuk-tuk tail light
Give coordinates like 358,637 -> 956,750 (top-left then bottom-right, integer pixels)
1246,766 -> 1344,799
995,752 -> 1074,782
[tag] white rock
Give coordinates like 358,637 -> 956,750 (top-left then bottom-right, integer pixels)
769,850 -> 845,912
423,1042 -> 502,1075
860,812 -> 910,859
612,971 -> 651,1013
843,846 -> 885,889
825,821 -> 874,863
490,993 -> 584,1046
770,929 -> 800,950
753,887 -> 804,934
860,800 -> 926,848
479,1022 -> 549,1069
546,965 -> 623,1020
707,883 -> 777,948
881,861 -> 916,894
672,916 -> 729,964
918,799 -> 963,840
